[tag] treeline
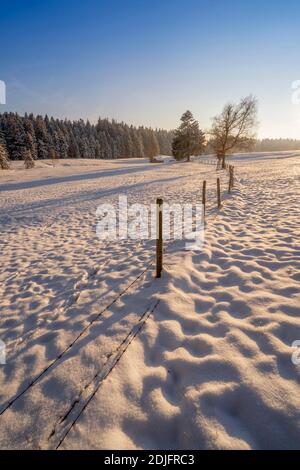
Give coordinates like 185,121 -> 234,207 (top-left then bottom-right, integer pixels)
0,112 -> 174,164
1,111 -> 299,170
254,138 -> 300,152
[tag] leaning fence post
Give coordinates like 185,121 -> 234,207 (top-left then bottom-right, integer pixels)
217,178 -> 221,208
156,198 -> 163,278
228,167 -> 232,193
202,180 -> 206,217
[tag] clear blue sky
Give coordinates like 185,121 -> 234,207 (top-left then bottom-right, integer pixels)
1,0 -> 300,138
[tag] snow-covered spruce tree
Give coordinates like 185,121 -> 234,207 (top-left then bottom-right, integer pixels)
34,115 -> 51,159
2,113 -> 28,160
24,118 -> 38,160
172,111 -> 205,162
156,128 -> 174,155
23,149 -> 35,169
68,134 -> 80,159
0,112 -> 174,161
130,127 -> 145,158
141,128 -> 160,162
0,135 -> 10,169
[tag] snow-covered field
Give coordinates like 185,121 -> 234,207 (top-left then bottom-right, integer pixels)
0,153 -> 299,449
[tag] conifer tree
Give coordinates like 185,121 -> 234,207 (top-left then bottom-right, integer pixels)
23,149 -> 35,169
0,130 -> 10,169
0,112 -> 174,162
172,111 -> 205,162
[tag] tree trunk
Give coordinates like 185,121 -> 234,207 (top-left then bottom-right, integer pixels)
216,154 -> 222,170
222,154 -> 226,169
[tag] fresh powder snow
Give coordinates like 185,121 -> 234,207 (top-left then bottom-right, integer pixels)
0,153 -> 299,449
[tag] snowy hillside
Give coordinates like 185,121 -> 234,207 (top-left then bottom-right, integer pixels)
0,152 -> 299,449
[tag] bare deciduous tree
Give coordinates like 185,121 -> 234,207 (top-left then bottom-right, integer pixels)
210,95 -> 258,168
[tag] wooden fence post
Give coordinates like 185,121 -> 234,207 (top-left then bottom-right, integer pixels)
231,166 -> 234,187
156,198 -> 163,278
202,180 -> 206,217
217,178 -> 221,208
228,166 -> 232,193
